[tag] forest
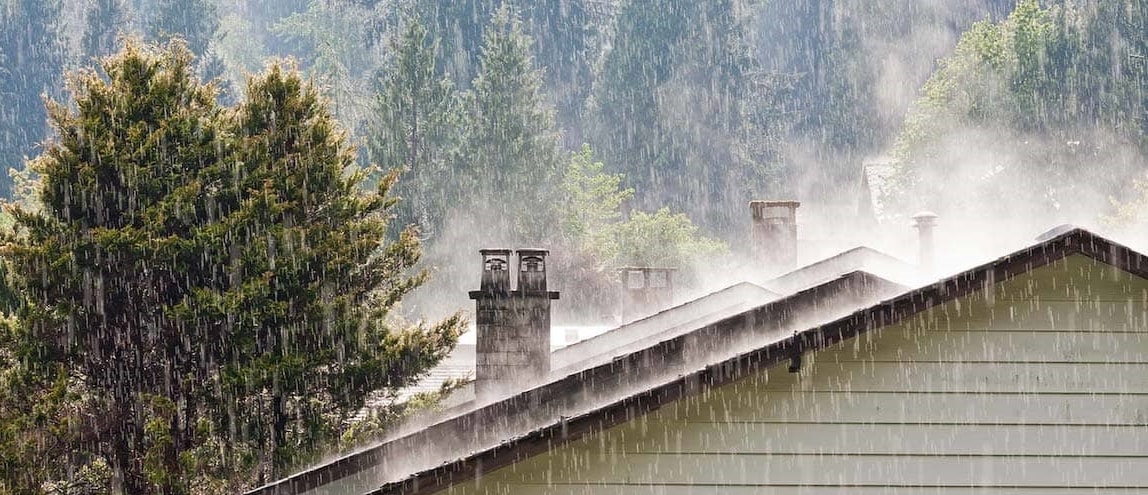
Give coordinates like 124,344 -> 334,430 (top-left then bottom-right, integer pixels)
0,0 -> 1146,492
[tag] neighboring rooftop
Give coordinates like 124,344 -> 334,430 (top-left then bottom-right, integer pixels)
362,227 -> 1142,495
763,245 -> 924,293
246,269 -> 906,495
550,281 -> 778,373
393,245 -> 919,418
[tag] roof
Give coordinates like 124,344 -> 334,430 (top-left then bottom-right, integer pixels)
247,270 -> 905,495
764,245 -> 922,293
397,245 -> 915,407
351,228 -> 1146,495
248,228 -> 1146,495
549,281 -> 778,373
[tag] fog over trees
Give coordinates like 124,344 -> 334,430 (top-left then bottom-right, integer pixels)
0,0 -> 1146,491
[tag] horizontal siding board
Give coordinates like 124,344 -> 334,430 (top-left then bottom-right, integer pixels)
662,391 -> 1148,424
763,361 -> 1148,393
615,423 -> 1148,455
446,485 -> 1148,495
930,302 -> 1148,333
818,330 -> 1148,363
485,453 -> 1148,486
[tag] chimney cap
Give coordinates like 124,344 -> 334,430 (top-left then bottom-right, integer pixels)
515,248 -> 550,256
750,200 -> 801,221
911,211 -> 938,226
750,200 -> 801,208
480,248 -> 512,256
617,266 -> 679,272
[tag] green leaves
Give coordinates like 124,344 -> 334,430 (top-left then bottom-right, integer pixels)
557,145 -> 726,285
890,0 -> 1148,217
0,38 -> 463,492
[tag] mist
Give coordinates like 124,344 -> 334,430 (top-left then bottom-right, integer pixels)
4,0 -> 1148,491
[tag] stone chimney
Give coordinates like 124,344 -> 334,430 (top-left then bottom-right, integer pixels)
618,267 -> 677,323
468,248 -> 559,401
750,200 -> 800,270
912,211 -> 938,272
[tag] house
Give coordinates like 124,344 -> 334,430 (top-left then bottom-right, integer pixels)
248,215 -> 1148,494
395,201 -> 921,405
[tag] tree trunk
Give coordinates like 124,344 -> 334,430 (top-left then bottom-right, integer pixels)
271,375 -> 289,475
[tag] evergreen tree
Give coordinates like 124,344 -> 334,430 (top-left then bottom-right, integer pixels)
517,0 -> 595,144
146,0 -> 218,59
1,40 -> 463,492
591,0 -> 762,231
413,0 -> 491,87
370,16 -> 459,239
409,0 -> 593,137
460,3 -> 562,243
0,0 -> 67,197
82,0 -> 128,60
272,1 -> 383,135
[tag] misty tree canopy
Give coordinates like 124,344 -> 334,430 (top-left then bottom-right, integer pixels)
891,0 -> 1148,219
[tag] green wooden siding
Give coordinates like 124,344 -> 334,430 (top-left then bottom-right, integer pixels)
437,254 -> 1148,494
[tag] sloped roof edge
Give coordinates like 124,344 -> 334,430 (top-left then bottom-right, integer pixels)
245,270 -> 901,495
367,228 -> 1148,495
763,245 -> 917,293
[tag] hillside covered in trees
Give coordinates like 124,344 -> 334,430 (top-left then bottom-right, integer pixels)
0,0 -> 1147,489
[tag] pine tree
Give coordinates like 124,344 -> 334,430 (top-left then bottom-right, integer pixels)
0,0 -> 67,197
515,0 -> 595,143
371,17 -> 460,240
592,0 -> 759,231
1,40 -> 463,492
460,3 -> 562,243
146,0 -> 218,59
414,0 -> 492,87
82,0 -> 128,60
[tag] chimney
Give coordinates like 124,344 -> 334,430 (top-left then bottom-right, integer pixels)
912,211 -> 938,272
478,249 -> 512,293
468,248 -> 559,401
618,267 -> 677,323
750,200 -> 800,270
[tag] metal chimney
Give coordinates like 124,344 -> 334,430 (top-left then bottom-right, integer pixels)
912,211 -> 938,272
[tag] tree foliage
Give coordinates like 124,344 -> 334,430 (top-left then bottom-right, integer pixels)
890,0 -> 1148,217
459,3 -> 561,243
0,40 -> 462,493
0,0 -> 67,198
370,16 -> 460,238
554,145 -> 726,321
590,0 -> 771,232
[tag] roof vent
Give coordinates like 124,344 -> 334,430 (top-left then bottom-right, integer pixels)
911,211 -> 938,272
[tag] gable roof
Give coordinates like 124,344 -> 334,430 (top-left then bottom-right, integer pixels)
763,245 -> 922,293
246,270 -> 904,495
391,245 -> 912,413
249,228 -> 1145,495
549,281 -> 778,373
370,228 -> 1148,495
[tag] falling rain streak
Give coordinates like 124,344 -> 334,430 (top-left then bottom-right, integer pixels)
1,0 -> 1147,494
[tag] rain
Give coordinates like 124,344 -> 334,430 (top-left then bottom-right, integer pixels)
1,0 -> 1147,494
